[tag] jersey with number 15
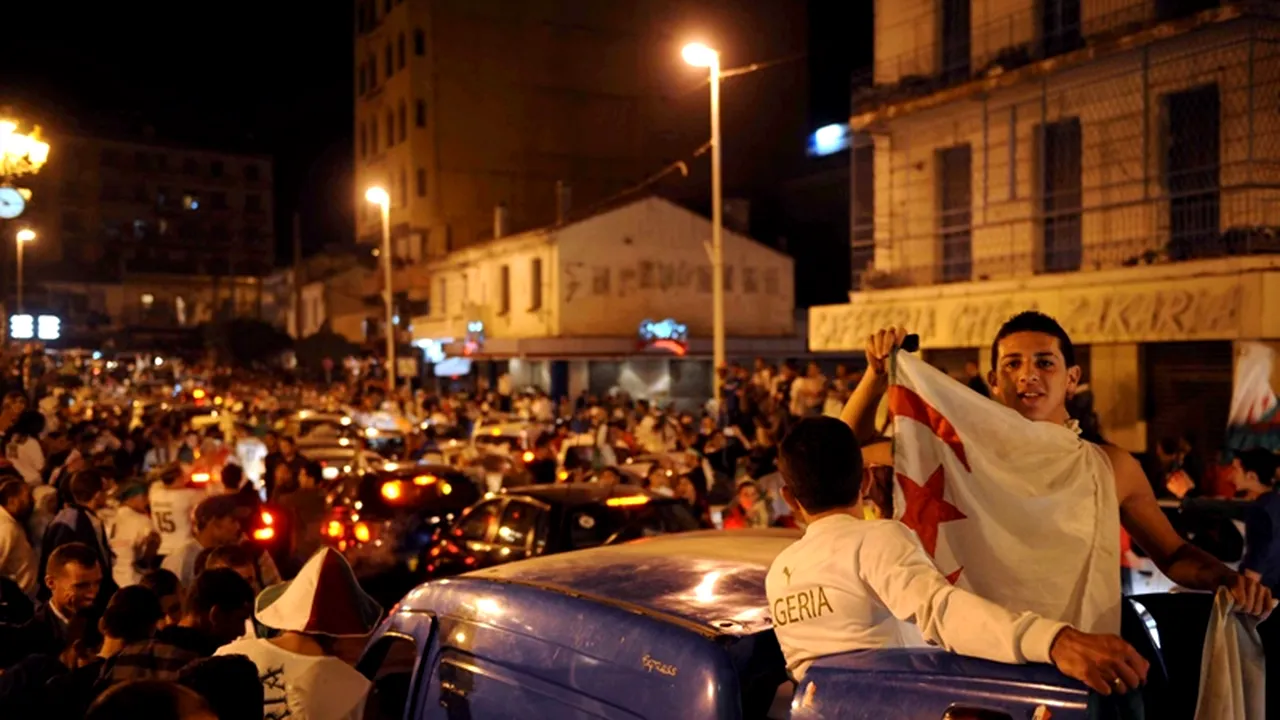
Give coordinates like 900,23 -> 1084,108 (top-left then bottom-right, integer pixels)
149,481 -> 209,556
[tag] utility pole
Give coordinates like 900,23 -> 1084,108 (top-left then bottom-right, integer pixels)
292,213 -> 303,338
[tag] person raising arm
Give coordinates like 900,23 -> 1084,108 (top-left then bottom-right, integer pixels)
844,314 -> 1273,619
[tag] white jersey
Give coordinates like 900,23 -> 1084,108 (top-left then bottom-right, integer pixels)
148,481 -> 208,557
108,505 -> 155,588
765,514 -> 1066,680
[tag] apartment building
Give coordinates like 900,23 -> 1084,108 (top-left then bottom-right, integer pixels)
352,0 -> 808,307
811,0 -> 1280,456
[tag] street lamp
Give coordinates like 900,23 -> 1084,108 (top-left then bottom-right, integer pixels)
364,186 -> 395,396
683,42 -> 725,405
0,120 -> 51,178
15,228 -> 34,315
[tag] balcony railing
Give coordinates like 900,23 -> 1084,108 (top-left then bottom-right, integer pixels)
850,29 -> 1280,290
854,0 -> 1258,121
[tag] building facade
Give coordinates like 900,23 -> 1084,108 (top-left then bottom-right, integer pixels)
410,197 -> 798,406
351,0 -> 808,312
812,0 -> 1280,457
20,130 -> 274,281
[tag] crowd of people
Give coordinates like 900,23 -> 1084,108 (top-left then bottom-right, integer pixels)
0,317 -> 1274,718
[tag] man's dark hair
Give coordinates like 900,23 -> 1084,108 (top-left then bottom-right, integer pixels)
69,468 -> 107,505
101,586 -> 162,644
178,655 -> 265,720
48,542 -> 100,576
12,410 -> 45,438
139,569 -> 181,599
778,417 -> 862,514
220,464 -> 244,491
203,543 -> 255,573
0,478 -> 28,506
86,679 -> 213,720
185,568 -> 254,619
1238,449 -> 1279,488
990,311 -> 1077,371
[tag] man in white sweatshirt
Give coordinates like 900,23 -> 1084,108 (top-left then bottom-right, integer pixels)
767,416 -> 1149,696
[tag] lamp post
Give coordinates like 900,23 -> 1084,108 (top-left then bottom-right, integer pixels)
682,42 -> 725,406
15,228 -> 34,315
364,187 -> 395,396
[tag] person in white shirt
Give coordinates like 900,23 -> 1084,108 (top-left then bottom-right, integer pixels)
108,482 -> 160,588
5,410 -> 46,487
150,466 -> 210,561
217,547 -> 379,720
162,493 -> 246,588
766,416 -> 1149,696
0,479 -> 38,595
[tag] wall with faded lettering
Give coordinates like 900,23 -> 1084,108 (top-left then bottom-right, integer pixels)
810,257 -> 1280,350
555,197 -> 795,338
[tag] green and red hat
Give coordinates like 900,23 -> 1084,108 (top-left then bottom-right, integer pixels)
254,547 -> 383,636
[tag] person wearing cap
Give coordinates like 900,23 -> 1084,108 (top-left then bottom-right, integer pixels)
216,547 -> 380,720
161,495 -> 246,588
108,482 -> 160,589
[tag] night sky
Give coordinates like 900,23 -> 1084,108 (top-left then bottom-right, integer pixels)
1,1 -> 868,267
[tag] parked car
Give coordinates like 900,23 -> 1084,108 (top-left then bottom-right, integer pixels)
357,529 -> 1206,719
422,483 -> 701,577
322,463 -> 481,577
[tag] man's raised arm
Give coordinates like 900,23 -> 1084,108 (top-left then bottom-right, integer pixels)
841,327 -> 906,445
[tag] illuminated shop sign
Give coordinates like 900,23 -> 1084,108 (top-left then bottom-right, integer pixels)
638,318 -> 688,356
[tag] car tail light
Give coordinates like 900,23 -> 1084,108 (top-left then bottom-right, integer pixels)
260,511 -> 274,527
412,474 -> 437,486
381,481 -> 403,500
606,495 -> 650,507
326,520 -> 345,538
252,527 -> 275,541
354,522 -> 372,543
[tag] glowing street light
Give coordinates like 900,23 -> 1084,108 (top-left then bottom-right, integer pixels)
682,42 -> 725,406
365,186 -> 395,396
15,228 -> 34,314
0,120 -> 51,177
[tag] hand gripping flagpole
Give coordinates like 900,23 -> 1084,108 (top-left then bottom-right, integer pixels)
887,333 -> 921,477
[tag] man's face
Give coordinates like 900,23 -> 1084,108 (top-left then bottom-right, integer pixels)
157,592 -> 183,627
208,603 -> 254,646
6,484 -> 33,522
48,561 -> 102,615
988,331 -> 1080,423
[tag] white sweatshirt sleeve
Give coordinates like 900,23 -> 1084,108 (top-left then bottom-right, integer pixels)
858,521 -> 1067,665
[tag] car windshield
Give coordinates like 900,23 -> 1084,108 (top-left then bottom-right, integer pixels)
567,501 -> 701,550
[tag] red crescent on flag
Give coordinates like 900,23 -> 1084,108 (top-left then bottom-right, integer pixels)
888,385 -> 972,472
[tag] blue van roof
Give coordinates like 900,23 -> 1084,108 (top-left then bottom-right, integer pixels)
400,528 -> 798,636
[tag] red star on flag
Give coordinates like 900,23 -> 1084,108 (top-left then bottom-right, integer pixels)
897,464 -> 967,557
945,567 -> 964,585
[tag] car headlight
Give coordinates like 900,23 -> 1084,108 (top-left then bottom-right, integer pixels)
322,466 -> 339,480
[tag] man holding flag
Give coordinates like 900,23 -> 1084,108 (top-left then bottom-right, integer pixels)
843,311 -> 1272,642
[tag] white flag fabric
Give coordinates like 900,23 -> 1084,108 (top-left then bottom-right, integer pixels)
890,351 -> 1122,634
1194,587 -> 1266,720
1226,342 -> 1279,454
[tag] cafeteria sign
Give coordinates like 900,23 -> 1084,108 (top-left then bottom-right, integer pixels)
638,318 -> 688,356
